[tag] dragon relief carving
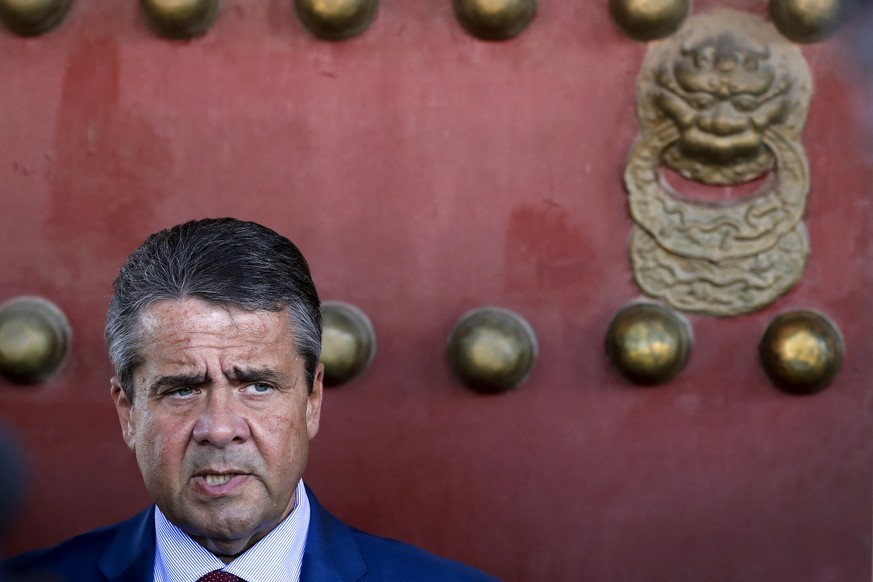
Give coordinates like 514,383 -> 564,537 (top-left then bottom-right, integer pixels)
625,9 -> 813,316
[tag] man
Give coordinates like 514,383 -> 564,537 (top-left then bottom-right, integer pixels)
3,218 -> 496,582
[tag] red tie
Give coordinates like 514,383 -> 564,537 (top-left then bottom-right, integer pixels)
196,570 -> 245,582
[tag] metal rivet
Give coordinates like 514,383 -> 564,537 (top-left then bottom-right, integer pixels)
140,0 -> 219,39
0,0 -> 71,36
0,297 -> 71,385
769,0 -> 842,43
453,0 -> 536,41
448,307 -> 538,394
759,310 -> 843,395
295,0 -> 377,41
605,302 -> 691,385
609,0 -> 689,41
320,301 -> 376,387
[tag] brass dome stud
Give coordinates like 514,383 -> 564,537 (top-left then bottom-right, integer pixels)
447,307 -> 538,394
140,0 -> 219,39
0,0 -> 72,36
319,301 -> 376,387
769,0 -> 842,43
0,297 -> 71,385
453,0 -> 536,41
294,0 -> 377,41
605,302 -> 691,385
759,310 -> 843,395
608,0 -> 689,41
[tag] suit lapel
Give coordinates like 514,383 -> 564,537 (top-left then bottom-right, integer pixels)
89,492 -> 364,582
301,487 -> 367,582
97,506 -> 156,582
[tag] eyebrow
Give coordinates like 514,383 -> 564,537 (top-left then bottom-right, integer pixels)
145,367 -> 291,395
225,366 -> 290,385
147,373 -> 208,395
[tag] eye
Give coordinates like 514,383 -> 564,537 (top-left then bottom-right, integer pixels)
167,386 -> 197,398
732,95 -> 758,112
692,46 -> 715,69
245,382 -> 275,395
689,94 -> 716,110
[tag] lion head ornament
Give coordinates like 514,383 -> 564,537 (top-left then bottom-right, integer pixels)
625,9 -> 813,316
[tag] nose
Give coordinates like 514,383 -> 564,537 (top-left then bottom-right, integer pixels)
699,102 -> 748,136
192,387 -> 251,447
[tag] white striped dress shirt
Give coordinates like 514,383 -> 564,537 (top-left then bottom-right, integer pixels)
153,479 -> 310,582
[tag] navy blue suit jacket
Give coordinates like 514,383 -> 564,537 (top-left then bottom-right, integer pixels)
2,487 -> 497,581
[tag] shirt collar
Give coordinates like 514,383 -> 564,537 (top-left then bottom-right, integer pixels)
154,479 -> 310,582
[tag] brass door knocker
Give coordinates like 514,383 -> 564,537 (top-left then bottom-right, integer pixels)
621,9 -> 818,316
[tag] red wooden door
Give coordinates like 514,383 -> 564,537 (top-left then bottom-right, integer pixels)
0,1 -> 870,580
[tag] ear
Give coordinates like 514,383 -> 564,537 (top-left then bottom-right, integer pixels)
111,377 -> 137,451
306,363 -> 324,440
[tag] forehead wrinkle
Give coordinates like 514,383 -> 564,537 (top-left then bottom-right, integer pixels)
141,314 -> 262,349
135,299 -> 301,375
141,298 -> 295,338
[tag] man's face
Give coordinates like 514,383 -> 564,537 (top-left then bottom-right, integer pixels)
111,298 -> 323,559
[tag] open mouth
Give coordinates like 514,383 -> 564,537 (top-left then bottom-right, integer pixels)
204,474 -> 234,486
192,471 -> 250,495
661,164 -> 771,204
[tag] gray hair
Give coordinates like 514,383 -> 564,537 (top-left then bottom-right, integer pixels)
106,218 -> 322,400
